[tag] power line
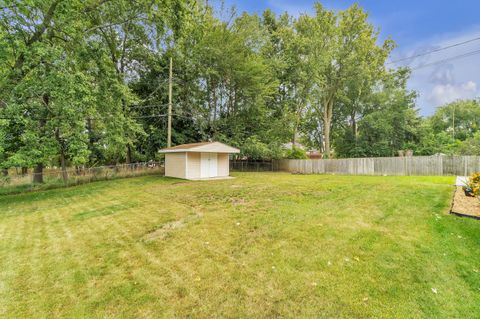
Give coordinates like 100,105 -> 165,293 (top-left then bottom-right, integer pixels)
130,103 -> 169,109
0,103 -> 170,121
130,76 -> 186,104
387,35 -> 480,65
0,113 -> 168,121
136,78 -> 172,104
131,114 -> 168,119
409,48 -> 480,71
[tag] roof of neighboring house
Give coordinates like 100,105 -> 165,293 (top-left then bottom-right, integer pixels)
158,141 -> 240,154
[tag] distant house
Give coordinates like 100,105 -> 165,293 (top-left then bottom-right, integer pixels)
306,150 -> 323,159
158,142 -> 240,180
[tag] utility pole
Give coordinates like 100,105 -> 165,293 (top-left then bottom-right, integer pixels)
167,57 -> 173,147
452,103 -> 456,140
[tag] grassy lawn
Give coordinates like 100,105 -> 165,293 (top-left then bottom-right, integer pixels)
0,173 -> 479,318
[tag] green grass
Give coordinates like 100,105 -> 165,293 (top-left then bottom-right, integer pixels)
0,173 -> 479,318
0,168 -> 163,196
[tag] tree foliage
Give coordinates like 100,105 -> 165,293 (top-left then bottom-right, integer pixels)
415,99 -> 480,155
296,4 -> 394,157
0,0 -> 475,181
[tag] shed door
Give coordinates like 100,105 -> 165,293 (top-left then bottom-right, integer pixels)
200,153 -> 217,178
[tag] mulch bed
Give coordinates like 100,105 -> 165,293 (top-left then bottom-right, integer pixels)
450,186 -> 480,219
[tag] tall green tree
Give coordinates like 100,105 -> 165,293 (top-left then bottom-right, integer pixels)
261,10 -> 309,147
335,69 -> 421,157
296,3 -> 394,156
0,0 -> 99,181
413,99 -> 480,155
132,5 -> 285,159
0,0 -> 153,180
0,0 -> 441,171
429,99 -> 480,141
86,0 -> 187,163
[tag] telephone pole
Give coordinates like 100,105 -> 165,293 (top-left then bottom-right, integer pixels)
452,103 -> 456,140
167,57 -> 173,147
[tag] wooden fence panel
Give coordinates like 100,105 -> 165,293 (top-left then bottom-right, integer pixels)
464,156 -> 480,175
274,156 -> 480,176
442,156 -> 456,175
373,157 -> 403,175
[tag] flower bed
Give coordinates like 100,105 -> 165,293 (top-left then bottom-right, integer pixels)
465,172 -> 480,198
451,172 -> 480,219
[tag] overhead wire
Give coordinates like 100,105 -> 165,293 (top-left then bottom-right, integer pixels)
388,35 -> 480,65
0,113 -> 169,122
130,103 -> 169,109
408,48 -> 480,71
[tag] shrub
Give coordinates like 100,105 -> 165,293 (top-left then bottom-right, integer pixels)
467,172 -> 480,196
240,137 -> 283,160
284,147 -> 308,159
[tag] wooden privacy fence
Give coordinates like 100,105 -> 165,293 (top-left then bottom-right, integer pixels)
274,156 -> 480,176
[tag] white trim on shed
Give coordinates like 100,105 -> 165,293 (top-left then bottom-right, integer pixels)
159,142 -> 239,180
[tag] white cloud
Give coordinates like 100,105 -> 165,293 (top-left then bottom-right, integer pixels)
429,81 -> 478,106
428,64 -> 455,84
391,26 -> 480,115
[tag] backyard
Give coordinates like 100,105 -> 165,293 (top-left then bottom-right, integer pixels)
0,172 -> 479,318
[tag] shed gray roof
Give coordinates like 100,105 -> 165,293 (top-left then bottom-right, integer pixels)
159,141 -> 240,154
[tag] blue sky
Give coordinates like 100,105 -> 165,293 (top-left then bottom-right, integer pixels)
219,0 -> 480,115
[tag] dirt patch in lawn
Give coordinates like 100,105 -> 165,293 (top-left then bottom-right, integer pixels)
451,186 -> 480,219
142,213 -> 202,242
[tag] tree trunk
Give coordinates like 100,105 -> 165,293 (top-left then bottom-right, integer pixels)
33,163 -> 44,184
323,117 -> 330,157
227,82 -> 233,116
60,149 -> 68,184
323,99 -> 333,158
212,81 -> 217,136
126,145 -> 132,164
22,167 -> 28,175
351,112 -> 358,142
292,109 -> 300,147
86,118 -> 95,163
34,93 -> 49,184
292,97 -> 305,148
55,128 -> 68,184
292,127 -> 297,147
207,80 -> 211,128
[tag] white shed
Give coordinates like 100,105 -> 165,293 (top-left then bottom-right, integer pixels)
158,142 -> 240,180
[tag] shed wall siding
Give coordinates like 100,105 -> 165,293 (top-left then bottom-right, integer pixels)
165,153 -> 186,179
217,153 -> 229,177
187,152 -> 201,179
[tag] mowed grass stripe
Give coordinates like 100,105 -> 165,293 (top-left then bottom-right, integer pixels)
0,173 -> 479,318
